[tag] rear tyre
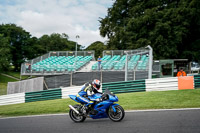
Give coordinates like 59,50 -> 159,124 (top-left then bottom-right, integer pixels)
69,105 -> 86,123
108,105 -> 125,122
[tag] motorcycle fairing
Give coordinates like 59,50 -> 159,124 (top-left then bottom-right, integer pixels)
89,101 -> 116,119
69,95 -> 79,103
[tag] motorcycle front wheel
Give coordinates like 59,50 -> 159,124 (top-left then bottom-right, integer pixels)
108,105 -> 125,122
69,105 -> 86,123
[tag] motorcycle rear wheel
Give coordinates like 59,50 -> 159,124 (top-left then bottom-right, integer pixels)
69,105 -> 86,123
108,105 -> 125,122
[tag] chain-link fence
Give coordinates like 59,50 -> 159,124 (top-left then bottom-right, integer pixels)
43,71 -> 125,89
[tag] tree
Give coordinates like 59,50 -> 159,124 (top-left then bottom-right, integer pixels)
86,41 -> 107,59
38,33 -> 80,52
0,34 -> 11,72
100,0 -> 200,61
0,24 -> 33,71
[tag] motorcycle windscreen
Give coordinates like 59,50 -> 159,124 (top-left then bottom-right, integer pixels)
109,95 -> 118,102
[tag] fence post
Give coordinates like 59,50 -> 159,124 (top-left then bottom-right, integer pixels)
125,53 -> 128,81
147,45 -> 153,79
20,63 -> 23,80
70,72 -> 73,86
101,70 -> 103,83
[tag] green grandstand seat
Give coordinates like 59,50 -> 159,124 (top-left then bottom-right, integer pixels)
49,66 -> 54,72
92,63 -> 98,70
101,55 -> 121,70
32,55 -> 93,73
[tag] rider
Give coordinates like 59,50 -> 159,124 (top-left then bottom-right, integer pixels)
76,79 -> 102,110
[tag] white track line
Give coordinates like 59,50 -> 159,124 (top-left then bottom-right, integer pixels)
125,108 -> 200,112
0,108 -> 200,120
0,113 -> 68,120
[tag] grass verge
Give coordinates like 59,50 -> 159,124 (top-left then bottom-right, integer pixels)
4,71 -> 30,80
0,74 -> 18,83
0,89 -> 200,117
0,83 -> 7,95
0,74 -> 18,96
0,71 -> 34,96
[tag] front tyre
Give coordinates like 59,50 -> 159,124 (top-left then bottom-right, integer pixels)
69,106 -> 86,123
108,105 -> 125,122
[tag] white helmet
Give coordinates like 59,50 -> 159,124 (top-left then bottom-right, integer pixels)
92,79 -> 101,90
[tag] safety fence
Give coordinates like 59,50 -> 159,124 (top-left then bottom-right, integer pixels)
61,86 -> 81,99
0,75 -> 199,106
102,80 -> 146,94
0,93 -> 25,106
145,77 -> 178,91
194,75 -> 200,88
103,75 -> 197,94
25,88 -> 62,103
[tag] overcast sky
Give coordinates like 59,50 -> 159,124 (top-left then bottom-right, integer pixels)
0,0 -> 113,47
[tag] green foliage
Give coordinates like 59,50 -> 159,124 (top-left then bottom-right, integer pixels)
0,24 -> 33,71
38,33 -> 79,53
100,0 -> 200,61
0,34 -> 10,72
86,41 -> 107,59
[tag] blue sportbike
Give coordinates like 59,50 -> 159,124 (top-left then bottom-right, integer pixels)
68,89 -> 125,122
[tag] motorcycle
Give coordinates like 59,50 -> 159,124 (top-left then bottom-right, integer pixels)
68,89 -> 125,122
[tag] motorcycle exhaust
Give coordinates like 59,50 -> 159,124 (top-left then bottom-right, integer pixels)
69,105 -> 80,114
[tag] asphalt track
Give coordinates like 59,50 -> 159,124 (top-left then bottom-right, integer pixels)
0,108 -> 200,133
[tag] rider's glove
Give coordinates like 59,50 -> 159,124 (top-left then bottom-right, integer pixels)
100,98 -> 103,102
95,98 -> 102,102
95,98 -> 100,102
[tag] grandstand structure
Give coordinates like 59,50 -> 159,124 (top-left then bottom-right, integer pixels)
20,46 -> 153,88
91,46 -> 152,81
21,48 -> 152,74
